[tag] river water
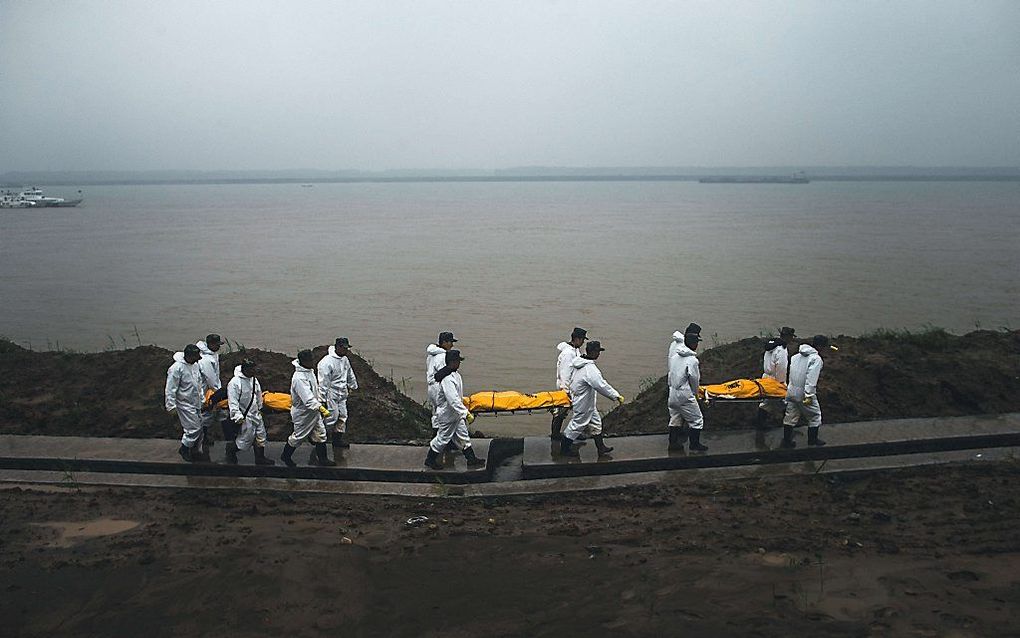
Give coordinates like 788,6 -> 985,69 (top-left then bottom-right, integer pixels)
1,181 -> 1017,435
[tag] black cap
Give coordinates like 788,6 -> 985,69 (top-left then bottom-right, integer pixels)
585,340 -> 605,354
780,326 -> 796,337
445,349 -> 465,364
684,323 -> 703,342
812,335 -> 830,349
183,344 -> 200,357
240,358 -> 258,371
438,331 -> 458,344
335,337 -> 351,348
570,327 -> 588,341
297,349 -> 314,364
206,333 -> 222,345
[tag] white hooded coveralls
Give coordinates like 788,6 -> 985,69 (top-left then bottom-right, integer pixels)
196,340 -> 221,431
564,357 -> 621,440
317,346 -> 358,433
667,331 -> 685,367
227,365 -> 266,451
165,352 -> 205,448
288,360 -> 327,447
425,344 -> 447,428
784,344 -> 823,428
760,339 -> 789,410
429,370 -> 473,453
668,343 -> 704,430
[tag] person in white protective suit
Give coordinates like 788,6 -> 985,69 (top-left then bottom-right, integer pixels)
424,350 -> 485,470
549,326 -> 588,440
280,349 -> 335,468
755,326 -> 796,429
224,359 -> 275,466
560,341 -> 624,458
318,337 -> 359,449
425,331 -> 470,454
195,334 -> 223,446
667,324 -> 708,452
165,344 -> 208,462
781,335 -> 829,448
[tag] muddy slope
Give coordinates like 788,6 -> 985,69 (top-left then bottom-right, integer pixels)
3,461 -> 1020,636
604,329 -> 1020,435
0,340 -> 430,442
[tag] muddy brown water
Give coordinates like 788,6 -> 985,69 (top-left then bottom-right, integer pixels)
1,181 -> 1017,435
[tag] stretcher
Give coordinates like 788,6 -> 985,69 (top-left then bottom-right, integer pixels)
462,390 -> 571,414
697,378 -> 787,404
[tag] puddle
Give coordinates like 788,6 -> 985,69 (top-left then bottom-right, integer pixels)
31,518 -> 140,547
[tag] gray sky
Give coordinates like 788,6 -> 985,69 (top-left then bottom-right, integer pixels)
2,0 -> 1018,172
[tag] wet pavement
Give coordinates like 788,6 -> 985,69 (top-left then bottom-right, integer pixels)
523,412 -> 1020,478
1,413 -> 1018,487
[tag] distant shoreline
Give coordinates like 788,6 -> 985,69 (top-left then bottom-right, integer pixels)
4,174 -> 1020,187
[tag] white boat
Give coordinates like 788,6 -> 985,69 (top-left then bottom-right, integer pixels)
0,187 -> 84,208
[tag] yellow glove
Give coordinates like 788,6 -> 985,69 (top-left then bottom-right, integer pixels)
617,396 -> 626,406
466,412 -> 475,425
233,416 -> 245,425
803,394 -> 814,406
318,405 -> 331,418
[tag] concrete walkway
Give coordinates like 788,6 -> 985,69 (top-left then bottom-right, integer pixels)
0,413 -> 1017,488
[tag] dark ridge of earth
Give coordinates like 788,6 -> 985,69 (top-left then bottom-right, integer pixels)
605,329 -> 1020,435
0,340 -> 431,443
1,328 -> 1017,443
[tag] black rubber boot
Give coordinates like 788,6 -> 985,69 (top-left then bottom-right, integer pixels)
204,426 -> 215,447
550,410 -> 565,440
424,449 -> 444,470
281,443 -> 297,468
312,443 -> 336,466
594,435 -> 614,456
754,408 -> 770,430
254,445 -> 275,466
688,429 -> 708,452
332,431 -> 350,449
224,442 -> 239,465
463,446 -> 486,468
780,425 -> 796,448
178,444 -> 193,463
560,437 -> 580,458
668,427 -> 685,451
808,427 -> 826,447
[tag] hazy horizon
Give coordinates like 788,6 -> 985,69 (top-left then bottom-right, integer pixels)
3,1 -> 1019,173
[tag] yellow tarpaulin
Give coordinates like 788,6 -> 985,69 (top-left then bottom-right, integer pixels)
698,377 -> 787,401
463,390 -> 571,413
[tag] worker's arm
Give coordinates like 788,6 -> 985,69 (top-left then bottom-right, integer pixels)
441,375 -> 470,421
346,361 -> 358,391
804,356 -> 822,396
165,366 -> 180,412
591,368 -> 622,402
688,359 -> 701,398
294,378 -> 322,412
316,360 -> 333,402
227,379 -> 243,422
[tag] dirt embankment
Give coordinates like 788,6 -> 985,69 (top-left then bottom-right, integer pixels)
0,340 -> 430,442
605,329 -> 1020,435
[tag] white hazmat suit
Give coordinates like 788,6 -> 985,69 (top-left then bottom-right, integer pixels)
425,344 -> 446,429
429,369 -> 473,454
196,340 -> 221,432
784,344 -> 824,428
227,365 -> 266,451
317,346 -> 358,434
667,343 -> 704,430
165,352 -> 205,448
667,331 -> 685,367
288,359 -> 327,447
564,357 -> 621,440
